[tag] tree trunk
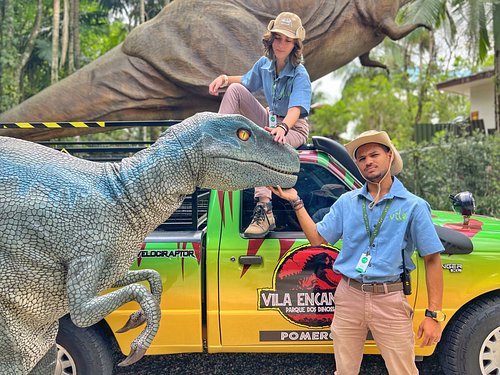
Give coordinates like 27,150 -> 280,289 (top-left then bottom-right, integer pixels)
140,0 -> 145,23
60,0 -> 69,70
16,0 -> 43,83
51,0 -> 60,84
139,0 -> 147,140
68,0 -> 75,73
402,43 -> 413,122
494,2 -> 500,132
74,0 -> 80,69
414,33 -> 435,126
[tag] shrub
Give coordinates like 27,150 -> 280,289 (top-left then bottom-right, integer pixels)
399,132 -> 499,217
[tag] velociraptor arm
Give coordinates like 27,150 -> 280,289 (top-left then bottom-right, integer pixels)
112,270 -> 163,333
66,255 -> 161,366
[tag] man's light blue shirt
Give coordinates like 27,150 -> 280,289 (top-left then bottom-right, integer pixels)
316,177 -> 444,283
241,56 -> 311,118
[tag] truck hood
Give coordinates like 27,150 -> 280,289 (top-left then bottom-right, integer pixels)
432,210 -> 499,254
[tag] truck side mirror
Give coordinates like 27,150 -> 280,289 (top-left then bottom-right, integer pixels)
449,191 -> 475,225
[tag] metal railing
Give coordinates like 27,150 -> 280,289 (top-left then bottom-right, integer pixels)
415,119 -> 486,143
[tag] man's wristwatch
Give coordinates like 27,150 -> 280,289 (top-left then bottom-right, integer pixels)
425,309 -> 446,322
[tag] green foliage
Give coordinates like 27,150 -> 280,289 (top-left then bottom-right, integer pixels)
399,132 -> 499,217
0,0 -> 132,113
80,15 -> 128,62
309,101 -> 352,141
310,67 -> 469,145
0,0 -> 22,111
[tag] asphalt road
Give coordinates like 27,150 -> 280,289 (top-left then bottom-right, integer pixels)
115,352 -> 444,374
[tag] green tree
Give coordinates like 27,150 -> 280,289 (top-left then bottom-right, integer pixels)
310,65 -> 469,146
402,0 -> 493,63
0,0 -> 43,111
400,132 -> 499,216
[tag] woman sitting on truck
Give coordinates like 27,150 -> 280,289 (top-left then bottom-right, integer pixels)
208,11 -> 312,238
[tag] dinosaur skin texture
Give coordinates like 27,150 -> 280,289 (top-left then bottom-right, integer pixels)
0,112 -> 299,375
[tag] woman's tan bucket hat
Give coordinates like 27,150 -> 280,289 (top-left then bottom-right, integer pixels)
267,12 -> 305,41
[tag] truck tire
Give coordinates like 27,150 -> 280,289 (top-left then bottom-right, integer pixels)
439,294 -> 500,375
55,315 -> 115,375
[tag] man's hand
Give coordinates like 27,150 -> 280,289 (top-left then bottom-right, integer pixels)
417,317 -> 442,347
268,186 -> 298,201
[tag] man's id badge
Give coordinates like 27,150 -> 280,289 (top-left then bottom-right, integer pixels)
268,112 -> 277,128
355,253 -> 371,273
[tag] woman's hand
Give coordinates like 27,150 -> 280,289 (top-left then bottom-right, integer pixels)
264,126 -> 287,144
209,75 -> 226,96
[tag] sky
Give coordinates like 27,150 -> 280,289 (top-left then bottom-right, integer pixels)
312,73 -> 344,104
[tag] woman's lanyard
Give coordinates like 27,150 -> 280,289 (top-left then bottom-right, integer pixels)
271,71 -> 281,115
362,199 -> 392,256
271,62 -> 295,116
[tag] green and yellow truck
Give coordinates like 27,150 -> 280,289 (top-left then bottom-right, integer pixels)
53,135 -> 499,375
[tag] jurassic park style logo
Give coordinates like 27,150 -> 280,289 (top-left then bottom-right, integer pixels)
258,243 -> 341,328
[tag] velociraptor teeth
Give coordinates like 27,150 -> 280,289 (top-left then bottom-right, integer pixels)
117,345 -> 147,367
115,310 -> 146,333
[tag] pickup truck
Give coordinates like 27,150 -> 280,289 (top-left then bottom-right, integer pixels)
47,134 -> 499,375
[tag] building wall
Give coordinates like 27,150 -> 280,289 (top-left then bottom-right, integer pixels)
470,81 -> 496,132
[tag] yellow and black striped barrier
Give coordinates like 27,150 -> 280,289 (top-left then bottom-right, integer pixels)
1,122 -> 105,129
0,120 -> 181,129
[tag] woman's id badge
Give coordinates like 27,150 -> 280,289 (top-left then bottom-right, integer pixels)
268,112 -> 277,128
355,253 -> 371,273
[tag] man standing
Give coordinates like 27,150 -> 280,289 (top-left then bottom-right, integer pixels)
270,130 -> 445,375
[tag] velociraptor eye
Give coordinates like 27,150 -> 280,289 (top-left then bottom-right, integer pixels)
237,128 -> 251,141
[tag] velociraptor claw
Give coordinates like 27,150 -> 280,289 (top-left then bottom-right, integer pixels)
116,311 -> 146,333
117,345 -> 147,367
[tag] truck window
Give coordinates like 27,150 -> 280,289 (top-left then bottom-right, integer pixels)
241,163 -> 349,233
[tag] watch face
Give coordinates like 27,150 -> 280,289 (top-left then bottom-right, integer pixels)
435,311 -> 446,322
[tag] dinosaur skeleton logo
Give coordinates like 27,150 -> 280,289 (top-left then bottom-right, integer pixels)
258,243 -> 341,328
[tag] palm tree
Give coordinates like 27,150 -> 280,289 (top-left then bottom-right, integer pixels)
402,0 -> 498,130
401,0 -> 492,63
52,0 -> 60,84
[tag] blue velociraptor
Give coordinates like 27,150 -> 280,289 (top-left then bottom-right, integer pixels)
0,112 -> 299,374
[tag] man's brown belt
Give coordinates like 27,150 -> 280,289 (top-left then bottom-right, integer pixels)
342,275 -> 404,294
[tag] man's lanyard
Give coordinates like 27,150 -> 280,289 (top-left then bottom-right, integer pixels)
362,199 -> 392,255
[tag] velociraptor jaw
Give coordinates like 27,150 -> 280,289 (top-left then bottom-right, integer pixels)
117,345 -> 147,367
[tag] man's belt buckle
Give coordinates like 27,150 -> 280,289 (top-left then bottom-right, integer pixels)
361,283 -> 373,292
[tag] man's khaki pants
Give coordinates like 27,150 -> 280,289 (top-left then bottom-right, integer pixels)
331,277 -> 418,375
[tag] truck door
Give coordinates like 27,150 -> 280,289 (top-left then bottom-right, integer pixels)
216,153 -> 418,349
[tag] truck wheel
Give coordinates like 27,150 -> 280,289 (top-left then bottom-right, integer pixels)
55,315 -> 115,375
439,295 -> 500,375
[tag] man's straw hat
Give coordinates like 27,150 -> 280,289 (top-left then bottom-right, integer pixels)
344,130 -> 403,175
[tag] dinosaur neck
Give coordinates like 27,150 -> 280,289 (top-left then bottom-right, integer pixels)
112,128 -> 202,232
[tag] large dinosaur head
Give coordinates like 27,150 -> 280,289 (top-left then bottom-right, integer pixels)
171,112 -> 300,191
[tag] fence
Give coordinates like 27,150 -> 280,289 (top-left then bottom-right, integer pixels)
415,119 -> 486,143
